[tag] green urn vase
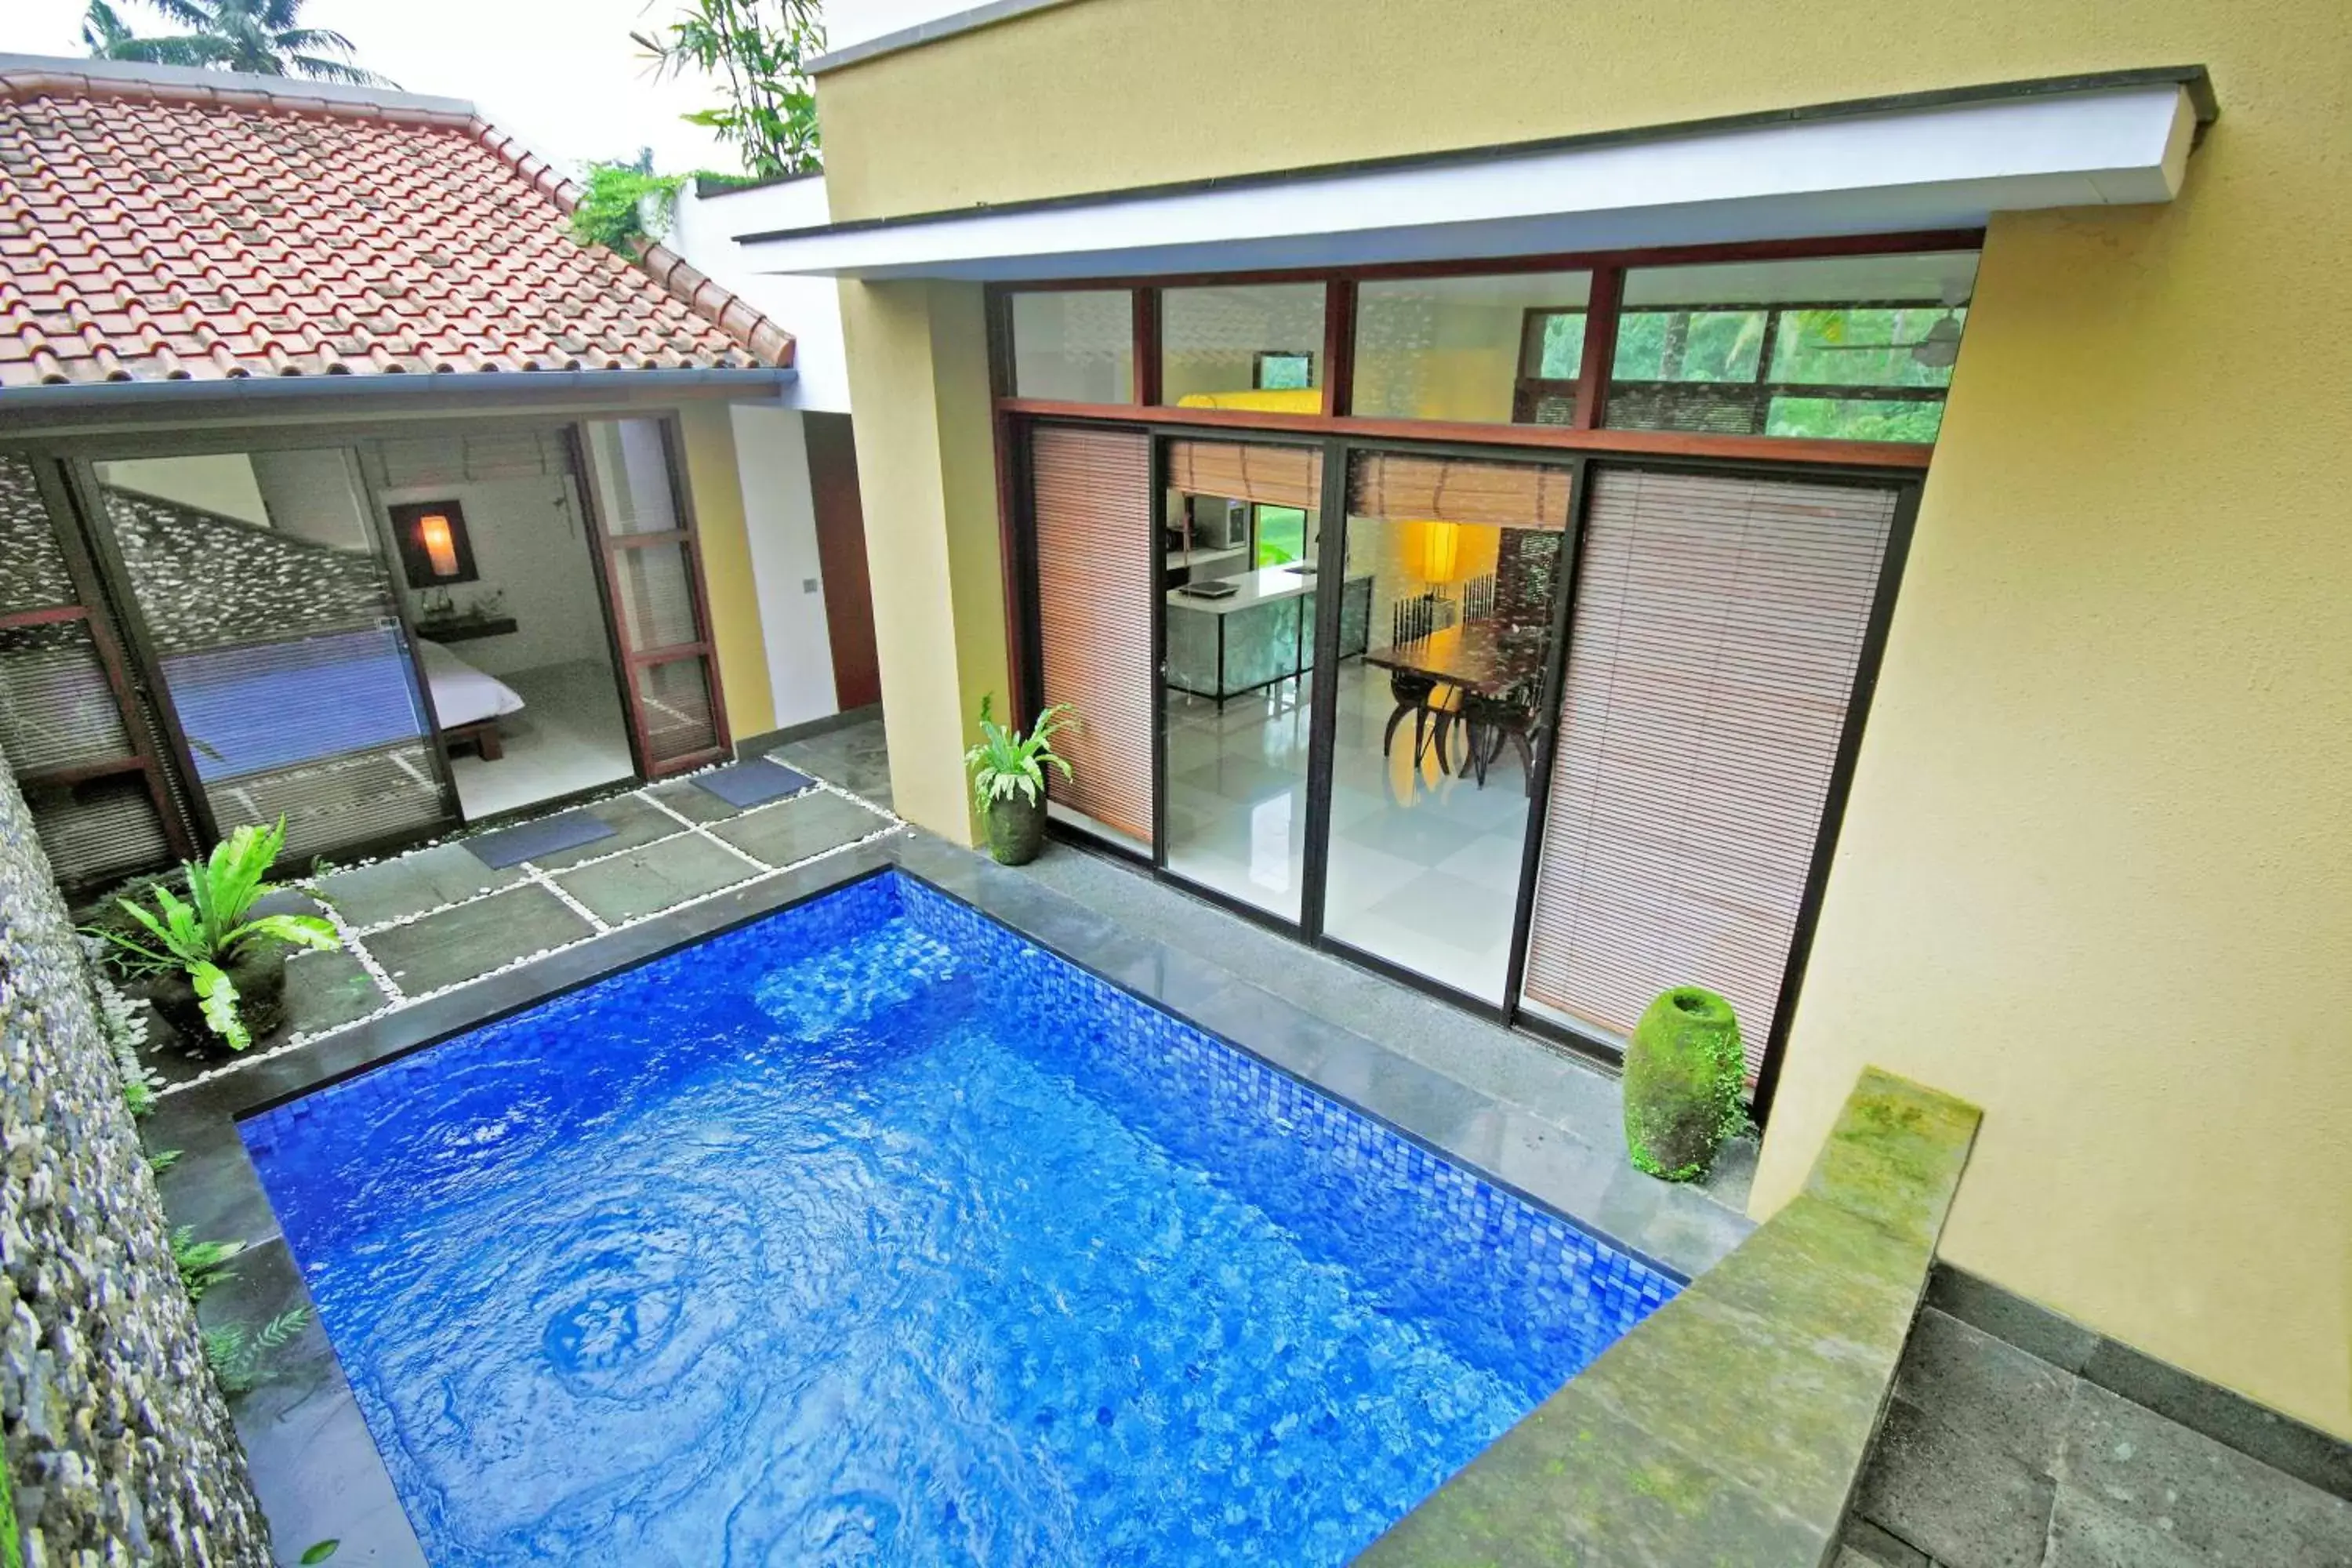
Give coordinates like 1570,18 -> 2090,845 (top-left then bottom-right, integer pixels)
1622,986 -> 1745,1182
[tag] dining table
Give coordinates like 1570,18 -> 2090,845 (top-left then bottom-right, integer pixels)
1362,619 -> 1551,782
1362,619 -> 1548,695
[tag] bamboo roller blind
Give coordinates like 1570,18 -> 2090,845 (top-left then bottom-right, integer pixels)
1166,440 -> 1323,510
1522,469 -> 1896,1083
1029,424 -> 1156,844
1349,452 -> 1573,531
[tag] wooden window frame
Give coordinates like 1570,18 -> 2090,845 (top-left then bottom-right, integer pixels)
989,227 -> 1980,470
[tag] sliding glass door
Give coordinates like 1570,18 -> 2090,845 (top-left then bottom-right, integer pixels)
89,448 -> 458,862
1156,439 -> 1327,921
1021,416 -> 1911,1076
1519,466 -> 1903,1083
1319,450 -> 1574,1001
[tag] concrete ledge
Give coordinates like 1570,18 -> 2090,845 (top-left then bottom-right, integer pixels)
1356,1069 -> 1980,1567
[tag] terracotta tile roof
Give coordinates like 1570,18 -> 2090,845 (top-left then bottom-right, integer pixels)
0,60 -> 794,388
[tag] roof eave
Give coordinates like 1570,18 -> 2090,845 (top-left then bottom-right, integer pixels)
0,367 -> 797,434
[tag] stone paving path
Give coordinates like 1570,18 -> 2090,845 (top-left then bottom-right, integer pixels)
151,750 -> 902,1097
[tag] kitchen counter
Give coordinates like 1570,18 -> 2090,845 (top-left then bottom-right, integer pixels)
1166,567 -> 1373,702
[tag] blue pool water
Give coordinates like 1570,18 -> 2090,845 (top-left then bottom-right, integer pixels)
244,872 -> 1677,1566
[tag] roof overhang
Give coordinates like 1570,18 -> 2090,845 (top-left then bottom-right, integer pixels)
739,69 -> 2212,282
0,368 -> 797,439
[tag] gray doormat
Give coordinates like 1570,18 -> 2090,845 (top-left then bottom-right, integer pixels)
693,760 -> 816,809
463,810 -> 616,869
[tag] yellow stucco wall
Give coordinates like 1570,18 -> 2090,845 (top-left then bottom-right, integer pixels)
836,278 -> 1009,845
675,401 -> 778,744
815,0 -> 2352,1436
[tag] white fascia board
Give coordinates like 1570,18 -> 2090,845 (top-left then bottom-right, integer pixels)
742,85 -> 2192,281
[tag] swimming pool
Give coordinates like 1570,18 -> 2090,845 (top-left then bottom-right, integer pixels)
244,870 -> 1677,1565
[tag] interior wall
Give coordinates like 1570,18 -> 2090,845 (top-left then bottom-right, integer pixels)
728,402 -> 844,731
249,448 -> 372,550
811,0 -> 2352,1437
379,467 -> 611,681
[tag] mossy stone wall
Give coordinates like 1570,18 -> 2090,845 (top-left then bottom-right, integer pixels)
0,760 -> 270,1564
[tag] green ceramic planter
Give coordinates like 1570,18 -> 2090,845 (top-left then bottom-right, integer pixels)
985,790 -> 1047,866
1622,985 -> 1745,1181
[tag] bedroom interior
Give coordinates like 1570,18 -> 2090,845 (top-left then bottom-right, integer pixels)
363,428 -> 636,821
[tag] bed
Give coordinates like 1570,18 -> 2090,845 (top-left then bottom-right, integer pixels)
417,638 -> 526,760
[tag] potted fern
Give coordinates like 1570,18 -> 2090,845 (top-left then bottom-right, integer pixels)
964,695 -> 1074,866
97,819 -> 341,1053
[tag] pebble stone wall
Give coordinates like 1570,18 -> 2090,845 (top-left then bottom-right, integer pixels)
0,760 -> 270,1564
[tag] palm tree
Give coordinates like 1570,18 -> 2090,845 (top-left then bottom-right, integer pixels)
81,0 -> 206,64
82,0 -> 394,86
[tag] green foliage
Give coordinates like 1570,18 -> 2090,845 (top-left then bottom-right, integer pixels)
634,0 -> 826,178
172,1227 -> 243,1303
201,1308 -> 308,1398
89,961 -> 162,1116
1254,505 -> 1308,568
93,818 -> 340,1052
571,154 -> 691,253
1622,986 -> 1748,1183
299,1542 -> 342,1565
964,695 -> 1073,809
148,1148 -> 183,1174
0,1433 -> 18,1568
82,0 -> 392,84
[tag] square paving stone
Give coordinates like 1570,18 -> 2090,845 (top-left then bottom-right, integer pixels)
1893,1306 -> 2076,1475
553,835 -> 758,926
2042,1483 -> 2207,1568
526,793 -> 688,871
712,789 -> 891,867
644,777 -> 742,824
2058,1381 -> 2352,1566
282,947 -> 390,1036
360,884 -> 593,996
313,844 -> 523,930
1856,1394 -> 2056,1568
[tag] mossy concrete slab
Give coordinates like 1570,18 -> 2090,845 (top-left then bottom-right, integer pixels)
1356,1068 -> 1980,1568
312,843 -> 522,929
282,947 -> 390,1035
553,834 -> 757,925
712,789 -> 891,867
1802,1069 -> 1981,1249
361,884 -> 593,996
526,793 -> 688,871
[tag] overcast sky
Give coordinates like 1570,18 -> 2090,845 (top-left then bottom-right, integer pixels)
1,0 -> 874,175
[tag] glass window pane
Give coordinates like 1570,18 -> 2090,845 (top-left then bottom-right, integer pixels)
583,419 -> 681,535
1010,289 -> 1134,401
1160,284 -> 1326,408
1352,270 -> 1592,423
1608,250 -> 1978,441
633,656 -> 719,764
611,541 -> 701,653
1323,451 -> 1573,1003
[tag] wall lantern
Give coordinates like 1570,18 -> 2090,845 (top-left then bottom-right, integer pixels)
390,499 -> 477,589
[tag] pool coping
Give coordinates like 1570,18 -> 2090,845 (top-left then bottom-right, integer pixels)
148,828 -> 1752,1564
